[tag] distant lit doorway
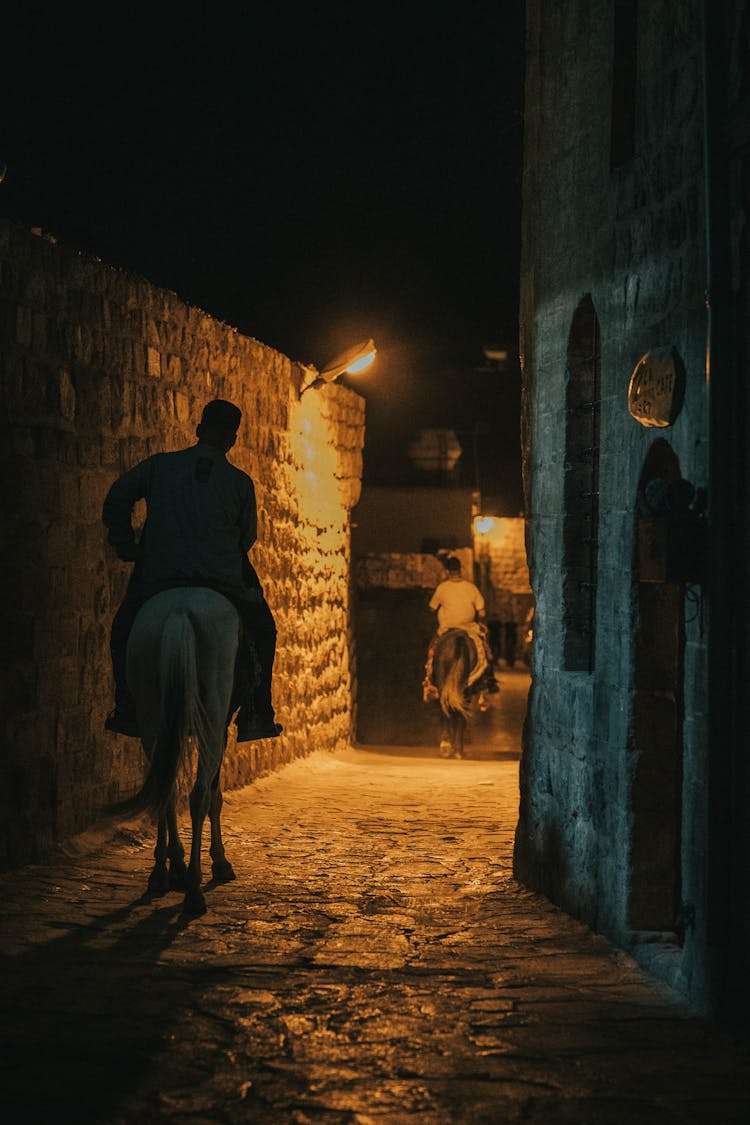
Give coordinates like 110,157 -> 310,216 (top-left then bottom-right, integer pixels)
354,584 -> 529,758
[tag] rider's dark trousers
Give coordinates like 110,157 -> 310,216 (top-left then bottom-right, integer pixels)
110,581 -> 277,725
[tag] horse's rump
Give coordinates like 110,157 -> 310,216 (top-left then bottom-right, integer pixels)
115,587 -> 241,818
433,628 -> 477,720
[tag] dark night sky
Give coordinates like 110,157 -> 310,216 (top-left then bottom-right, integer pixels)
2,2 -> 524,513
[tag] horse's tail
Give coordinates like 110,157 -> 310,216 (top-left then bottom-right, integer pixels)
439,635 -> 473,721
110,608 -> 207,820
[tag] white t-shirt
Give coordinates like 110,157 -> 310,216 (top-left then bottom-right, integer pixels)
429,578 -> 485,631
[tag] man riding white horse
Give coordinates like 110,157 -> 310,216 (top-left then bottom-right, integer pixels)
102,397 -> 281,743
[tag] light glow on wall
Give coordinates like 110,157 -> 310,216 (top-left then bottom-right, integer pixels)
474,515 -> 497,536
292,393 -> 342,534
473,515 -> 525,551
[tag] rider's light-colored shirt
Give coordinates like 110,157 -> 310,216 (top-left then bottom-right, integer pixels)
102,442 -> 256,588
429,578 -> 485,632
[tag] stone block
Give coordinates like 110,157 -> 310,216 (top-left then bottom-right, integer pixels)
99,434 -> 119,468
73,324 -> 94,366
78,470 -> 109,523
32,311 -> 47,353
36,657 -> 79,706
15,305 -> 33,346
165,354 -> 183,383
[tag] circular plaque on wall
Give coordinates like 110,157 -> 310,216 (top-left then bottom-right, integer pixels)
628,347 -> 686,428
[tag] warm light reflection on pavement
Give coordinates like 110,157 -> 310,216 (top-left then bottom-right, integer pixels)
3,687 -> 749,1122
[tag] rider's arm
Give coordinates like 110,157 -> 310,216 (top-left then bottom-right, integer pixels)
238,478 -> 258,553
473,584 -> 486,619
102,457 -> 154,548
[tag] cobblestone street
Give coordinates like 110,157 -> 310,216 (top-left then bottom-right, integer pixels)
2,710 -> 749,1123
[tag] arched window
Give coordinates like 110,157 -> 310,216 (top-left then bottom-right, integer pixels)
563,295 -> 601,672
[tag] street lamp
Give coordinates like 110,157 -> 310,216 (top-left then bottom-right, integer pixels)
474,515 -> 497,536
299,338 -> 377,397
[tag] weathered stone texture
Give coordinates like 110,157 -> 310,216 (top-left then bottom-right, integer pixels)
0,220 -> 364,869
516,0 -> 718,1007
484,520 -> 531,595
475,517 -> 533,623
356,552 -> 460,591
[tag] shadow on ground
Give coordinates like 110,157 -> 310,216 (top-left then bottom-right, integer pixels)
0,893 -> 204,1120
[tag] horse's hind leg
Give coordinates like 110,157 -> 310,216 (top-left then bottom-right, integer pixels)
440,714 -> 465,759
439,716 -> 452,758
147,817 -> 170,894
208,769 -> 236,884
166,800 -> 187,890
451,714 -> 466,760
182,771 -> 216,915
182,780 -> 210,915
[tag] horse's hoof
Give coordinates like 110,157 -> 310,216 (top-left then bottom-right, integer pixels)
212,860 -> 236,883
183,890 -> 207,916
439,740 -> 452,758
147,869 -> 169,894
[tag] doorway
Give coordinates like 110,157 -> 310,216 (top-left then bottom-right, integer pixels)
628,440 -> 685,934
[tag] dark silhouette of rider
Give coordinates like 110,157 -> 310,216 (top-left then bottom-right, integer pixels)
102,398 -> 281,743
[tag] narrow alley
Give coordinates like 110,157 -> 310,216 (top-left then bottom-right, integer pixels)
2,710 -> 748,1124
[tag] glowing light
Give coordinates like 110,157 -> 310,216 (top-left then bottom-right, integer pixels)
299,338 -> 377,398
474,516 -> 497,535
291,392 -> 341,530
319,338 -> 377,383
345,349 -> 376,375
483,347 -> 508,362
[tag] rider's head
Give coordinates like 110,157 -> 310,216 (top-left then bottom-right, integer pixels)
196,399 -> 242,452
444,556 -> 461,576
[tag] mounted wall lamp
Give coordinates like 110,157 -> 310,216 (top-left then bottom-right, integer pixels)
474,515 -> 497,536
299,338 -> 377,398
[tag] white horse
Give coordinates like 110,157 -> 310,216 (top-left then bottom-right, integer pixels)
112,587 -> 240,915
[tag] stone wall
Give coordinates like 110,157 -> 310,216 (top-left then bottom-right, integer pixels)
516,0 -> 715,1005
0,219 -> 364,869
474,517 -> 533,624
355,550 -> 471,591
718,0 -> 750,1008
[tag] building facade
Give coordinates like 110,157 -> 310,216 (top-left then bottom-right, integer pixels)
516,0 -> 749,1014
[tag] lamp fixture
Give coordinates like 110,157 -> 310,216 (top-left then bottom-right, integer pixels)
474,515 -> 497,535
299,338 -> 377,397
